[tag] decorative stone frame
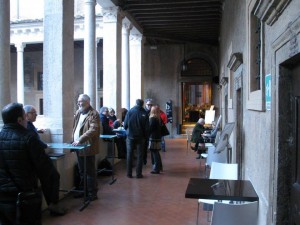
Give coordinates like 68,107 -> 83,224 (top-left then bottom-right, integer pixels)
246,0 -> 291,111
271,13 -> 300,225
253,0 -> 291,26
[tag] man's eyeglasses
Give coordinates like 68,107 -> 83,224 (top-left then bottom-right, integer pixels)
28,111 -> 37,115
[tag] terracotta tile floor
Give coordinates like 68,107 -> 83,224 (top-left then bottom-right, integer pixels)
42,138 -> 210,225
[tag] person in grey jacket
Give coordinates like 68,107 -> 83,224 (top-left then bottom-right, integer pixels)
123,99 -> 149,178
0,103 -> 66,225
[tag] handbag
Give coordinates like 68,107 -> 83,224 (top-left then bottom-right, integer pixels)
0,153 -> 42,224
161,123 -> 170,136
16,191 -> 42,224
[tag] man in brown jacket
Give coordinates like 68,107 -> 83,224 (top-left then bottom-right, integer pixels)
71,94 -> 100,201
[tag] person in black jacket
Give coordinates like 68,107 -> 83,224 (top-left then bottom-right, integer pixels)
23,104 -> 48,149
148,105 -> 163,174
0,103 -> 66,225
123,99 -> 149,178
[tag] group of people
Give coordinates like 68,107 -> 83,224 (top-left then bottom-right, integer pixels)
124,98 -> 167,178
0,103 -> 68,225
0,94 -> 169,224
99,106 -> 127,159
99,98 -> 168,178
0,94 -> 100,224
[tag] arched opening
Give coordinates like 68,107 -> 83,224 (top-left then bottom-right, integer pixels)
180,58 -> 214,132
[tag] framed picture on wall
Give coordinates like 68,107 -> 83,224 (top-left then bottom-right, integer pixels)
37,72 -> 43,91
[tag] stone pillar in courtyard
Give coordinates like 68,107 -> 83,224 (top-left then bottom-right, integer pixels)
43,0 -> 74,143
122,17 -> 131,110
129,29 -> 143,107
84,0 -> 96,107
15,42 -> 26,104
0,0 -> 11,125
102,6 -> 122,115
95,38 -> 100,111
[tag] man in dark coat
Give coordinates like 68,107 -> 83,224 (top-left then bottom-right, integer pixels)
0,103 -> 65,225
23,104 -> 48,149
124,99 -> 149,178
191,118 -> 206,159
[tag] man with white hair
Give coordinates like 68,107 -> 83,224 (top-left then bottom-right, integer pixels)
191,118 -> 206,159
23,105 -> 47,148
71,94 -> 100,201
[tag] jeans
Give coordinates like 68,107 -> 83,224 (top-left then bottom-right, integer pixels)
76,153 -> 98,195
150,150 -> 162,172
161,137 -> 166,152
126,138 -> 145,176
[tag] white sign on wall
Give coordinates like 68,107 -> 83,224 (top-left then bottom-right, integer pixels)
265,74 -> 271,111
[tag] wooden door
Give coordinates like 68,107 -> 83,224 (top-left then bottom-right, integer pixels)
291,63 -> 300,224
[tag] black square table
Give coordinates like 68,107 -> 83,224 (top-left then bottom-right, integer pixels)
185,178 -> 259,202
47,143 -> 91,211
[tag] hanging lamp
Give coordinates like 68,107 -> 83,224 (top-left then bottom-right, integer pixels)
182,44 -> 188,72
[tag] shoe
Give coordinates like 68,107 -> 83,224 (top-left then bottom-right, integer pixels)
196,155 -> 201,159
48,203 -> 67,216
136,174 -> 144,178
150,171 -> 160,174
127,174 -> 133,178
87,193 -> 98,201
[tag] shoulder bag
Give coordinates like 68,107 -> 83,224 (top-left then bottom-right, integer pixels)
161,123 -> 170,136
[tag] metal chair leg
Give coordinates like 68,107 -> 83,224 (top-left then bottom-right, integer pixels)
196,201 -> 200,225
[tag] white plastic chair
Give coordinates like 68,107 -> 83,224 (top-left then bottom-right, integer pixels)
211,201 -> 258,225
196,162 -> 238,225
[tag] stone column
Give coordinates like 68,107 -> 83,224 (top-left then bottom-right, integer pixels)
122,17 -> 132,110
102,6 -> 122,114
95,37 -> 100,111
0,0 -> 11,125
15,42 -> 26,104
129,30 -> 143,107
43,0 -> 74,143
84,0 -> 96,107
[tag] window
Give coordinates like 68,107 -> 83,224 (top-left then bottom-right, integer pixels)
250,15 -> 261,92
247,0 -> 265,111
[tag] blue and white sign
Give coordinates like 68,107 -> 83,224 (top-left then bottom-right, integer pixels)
265,74 -> 271,111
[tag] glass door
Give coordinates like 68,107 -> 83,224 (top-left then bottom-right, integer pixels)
182,82 -> 212,125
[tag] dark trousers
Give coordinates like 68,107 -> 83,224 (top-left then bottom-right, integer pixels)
76,153 -> 98,195
41,169 -> 60,205
150,150 -> 162,172
115,137 -> 126,158
126,138 -> 145,176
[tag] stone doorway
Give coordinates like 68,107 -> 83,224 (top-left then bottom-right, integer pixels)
277,53 -> 300,224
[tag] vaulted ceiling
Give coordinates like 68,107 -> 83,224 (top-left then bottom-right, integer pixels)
111,0 -> 224,45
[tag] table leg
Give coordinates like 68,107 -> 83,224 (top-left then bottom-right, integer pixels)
79,154 -> 90,211
109,138 -> 117,185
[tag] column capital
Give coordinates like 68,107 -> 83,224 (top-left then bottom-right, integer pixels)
84,0 -> 96,6
102,6 -> 121,23
130,33 -> 143,42
15,42 -> 26,52
122,17 -> 132,31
